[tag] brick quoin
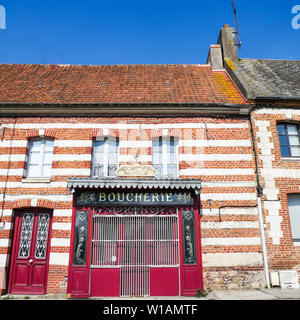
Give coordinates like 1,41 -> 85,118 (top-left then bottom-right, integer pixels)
252,108 -> 300,284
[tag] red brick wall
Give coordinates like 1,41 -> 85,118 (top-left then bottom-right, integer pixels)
0,115 -> 264,293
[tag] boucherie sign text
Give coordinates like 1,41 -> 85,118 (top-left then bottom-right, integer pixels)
77,190 -> 194,206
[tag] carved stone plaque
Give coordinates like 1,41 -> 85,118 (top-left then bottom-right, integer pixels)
116,164 -> 157,177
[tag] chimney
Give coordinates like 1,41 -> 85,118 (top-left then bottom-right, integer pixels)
217,24 -> 239,65
206,44 -> 224,70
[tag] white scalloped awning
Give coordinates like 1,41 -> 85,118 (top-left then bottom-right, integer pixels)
67,177 -> 201,192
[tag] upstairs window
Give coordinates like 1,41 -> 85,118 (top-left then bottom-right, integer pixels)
152,136 -> 178,176
92,137 -> 119,177
287,194 -> 300,242
26,138 -> 54,178
277,123 -> 300,157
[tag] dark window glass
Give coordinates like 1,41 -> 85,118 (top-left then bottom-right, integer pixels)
73,211 -> 89,265
277,123 -> 300,157
280,146 -> 290,157
279,135 -> 288,147
287,194 -> 300,242
182,210 -> 197,264
277,125 -> 285,135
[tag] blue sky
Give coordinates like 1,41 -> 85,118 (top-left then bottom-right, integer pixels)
0,0 -> 299,65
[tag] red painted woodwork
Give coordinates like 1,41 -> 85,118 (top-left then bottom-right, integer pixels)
181,267 -> 202,296
68,192 -> 204,297
179,204 -> 204,296
150,267 -> 179,296
68,268 -> 89,296
67,206 -> 92,298
90,268 -> 120,297
9,209 -> 52,295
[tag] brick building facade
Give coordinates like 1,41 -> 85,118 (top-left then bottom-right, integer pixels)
215,25 -> 300,288
1,26 -> 290,296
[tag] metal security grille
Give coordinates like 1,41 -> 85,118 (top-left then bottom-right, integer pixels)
91,207 -> 179,297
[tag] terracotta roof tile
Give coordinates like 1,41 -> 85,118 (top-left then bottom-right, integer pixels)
0,64 -> 247,104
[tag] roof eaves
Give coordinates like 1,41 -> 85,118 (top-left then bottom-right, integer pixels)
0,102 -> 252,116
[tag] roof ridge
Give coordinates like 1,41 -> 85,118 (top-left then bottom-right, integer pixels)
240,58 -> 300,63
0,63 -> 212,67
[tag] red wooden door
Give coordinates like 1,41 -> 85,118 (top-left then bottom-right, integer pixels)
180,208 -> 203,296
9,209 -> 52,295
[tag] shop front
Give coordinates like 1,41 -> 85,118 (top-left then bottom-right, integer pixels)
67,178 -> 203,298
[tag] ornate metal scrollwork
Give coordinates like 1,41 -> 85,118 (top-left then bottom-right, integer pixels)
18,213 -> 34,258
182,210 -> 197,264
73,211 -> 89,265
94,206 -> 177,216
35,213 -> 50,259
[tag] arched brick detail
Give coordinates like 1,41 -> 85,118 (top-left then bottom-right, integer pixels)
285,186 -> 300,194
36,199 -> 56,209
150,129 -> 180,138
44,129 -> 57,138
90,128 -> 103,138
25,129 -> 57,139
11,198 -> 56,209
26,129 -> 39,138
150,129 -> 163,138
12,199 -> 32,209
90,128 -> 119,138
168,129 -> 181,138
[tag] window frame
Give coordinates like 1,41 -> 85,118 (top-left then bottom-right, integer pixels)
92,136 -> 119,177
277,123 -> 300,158
26,137 -> 54,178
152,136 -> 179,177
287,194 -> 300,243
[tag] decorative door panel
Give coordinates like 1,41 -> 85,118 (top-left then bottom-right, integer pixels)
30,263 -> 47,287
180,209 -> 203,296
9,210 -> 52,295
88,206 -> 180,297
13,262 -> 30,288
67,210 -> 90,298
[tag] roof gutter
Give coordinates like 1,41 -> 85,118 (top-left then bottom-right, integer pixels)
0,102 -> 251,116
254,96 -> 300,102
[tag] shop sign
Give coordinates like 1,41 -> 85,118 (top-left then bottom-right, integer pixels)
77,190 -> 194,206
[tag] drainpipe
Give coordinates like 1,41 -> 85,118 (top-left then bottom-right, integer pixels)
249,107 -> 270,288
257,196 -> 270,288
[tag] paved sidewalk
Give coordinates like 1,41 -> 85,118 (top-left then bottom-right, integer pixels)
99,288 -> 300,300
206,288 -> 300,300
2,288 -> 300,300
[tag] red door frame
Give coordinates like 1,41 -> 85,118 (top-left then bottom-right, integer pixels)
8,208 -> 53,295
67,190 -> 204,297
179,195 -> 204,296
67,202 -> 93,298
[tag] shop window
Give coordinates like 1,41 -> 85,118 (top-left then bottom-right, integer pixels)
26,138 -> 54,178
277,123 -> 300,157
287,194 -> 300,242
152,136 -> 178,176
92,136 -> 119,177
